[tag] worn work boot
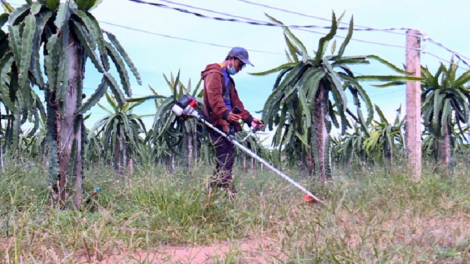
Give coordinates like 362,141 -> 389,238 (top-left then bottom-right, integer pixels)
225,184 -> 237,200
206,178 -> 224,198
206,179 -> 215,190
206,177 -> 224,189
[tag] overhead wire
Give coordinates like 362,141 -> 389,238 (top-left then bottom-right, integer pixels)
424,37 -> 470,68
129,0 -> 419,51
100,20 -> 439,90
369,89 -> 404,98
92,22 -> 412,99
129,0 -> 326,34
83,86 -> 149,97
180,0 -> 470,68
17,0 -> 470,121
423,51 -> 470,70
8,0 -> 470,76
236,0 -> 470,68
8,0 -> 470,69
157,0 -> 407,34
99,21 -> 283,55
8,0 -> 470,124
236,0 -> 413,36
426,37 -> 470,61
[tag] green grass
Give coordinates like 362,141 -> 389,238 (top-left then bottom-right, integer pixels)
1,160 -> 470,263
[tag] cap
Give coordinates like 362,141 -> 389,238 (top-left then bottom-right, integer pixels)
227,47 -> 254,66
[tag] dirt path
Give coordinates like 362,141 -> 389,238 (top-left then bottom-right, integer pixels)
77,238 -> 285,263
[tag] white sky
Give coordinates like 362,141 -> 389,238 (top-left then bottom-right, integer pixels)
6,0 -> 470,138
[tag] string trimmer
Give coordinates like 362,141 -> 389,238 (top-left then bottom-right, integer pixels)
171,95 -> 324,205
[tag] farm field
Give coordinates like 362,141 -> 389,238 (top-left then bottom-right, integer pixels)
0,1 -> 468,263
1,160 -> 470,263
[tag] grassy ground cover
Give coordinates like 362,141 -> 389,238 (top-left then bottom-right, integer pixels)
1,160 -> 470,263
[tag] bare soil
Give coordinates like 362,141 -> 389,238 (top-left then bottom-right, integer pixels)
75,238 -> 286,264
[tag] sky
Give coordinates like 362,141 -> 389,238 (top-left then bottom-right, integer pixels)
6,0 -> 470,139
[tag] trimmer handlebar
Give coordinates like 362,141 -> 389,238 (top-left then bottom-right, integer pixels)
252,120 -> 264,133
232,106 -> 242,115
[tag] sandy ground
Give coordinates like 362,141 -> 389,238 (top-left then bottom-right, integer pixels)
75,238 -> 285,264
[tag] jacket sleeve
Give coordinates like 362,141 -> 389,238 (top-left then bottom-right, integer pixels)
205,71 -> 230,120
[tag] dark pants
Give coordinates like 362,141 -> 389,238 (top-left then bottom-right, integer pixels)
209,128 -> 235,188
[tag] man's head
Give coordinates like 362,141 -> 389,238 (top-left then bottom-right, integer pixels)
227,47 -> 254,67
224,47 -> 254,75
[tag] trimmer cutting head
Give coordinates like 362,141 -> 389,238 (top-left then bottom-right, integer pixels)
300,194 -> 323,205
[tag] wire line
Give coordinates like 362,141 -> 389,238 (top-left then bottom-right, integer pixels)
100,21 -> 283,55
129,0 -> 419,51
237,0 -> 413,35
425,37 -> 470,67
424,51 -> 470,70
136,0 -> 470,61
129,0 -> 329,32
158,0 -> 409,34
427,38 -> 470,61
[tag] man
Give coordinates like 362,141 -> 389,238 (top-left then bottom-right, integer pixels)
201,47 -> 263,197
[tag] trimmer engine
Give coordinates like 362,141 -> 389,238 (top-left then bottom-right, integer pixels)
171,95 -> 200,119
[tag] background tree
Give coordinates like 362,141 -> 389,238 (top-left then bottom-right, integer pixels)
0,6 -> 44,156
234,130 -> 273,173
90,93 -> 150,175
421,61 -> 470,174
331,124 -> 369,167
149,72 -> 205,170
0,0 -> 141,209
421,122 -> 469,168
363,105 -> 405,168
252,13 -> 417,180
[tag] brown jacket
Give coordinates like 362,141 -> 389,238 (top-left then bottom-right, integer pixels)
201,63 -> 253,132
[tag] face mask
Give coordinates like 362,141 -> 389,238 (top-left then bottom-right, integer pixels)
227,59 -> 237,75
